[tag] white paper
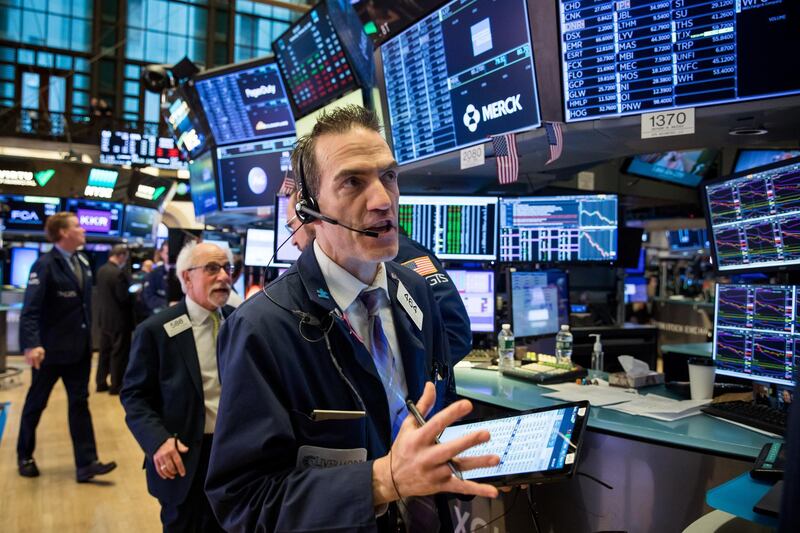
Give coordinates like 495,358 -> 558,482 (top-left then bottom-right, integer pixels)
540,383 -> 639,407
604,394 -> 711,422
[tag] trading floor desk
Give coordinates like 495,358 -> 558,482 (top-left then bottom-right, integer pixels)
454,368 -> 779,533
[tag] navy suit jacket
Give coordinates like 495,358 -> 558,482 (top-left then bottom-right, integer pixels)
121,299 -> 232,505
19,248 -> 93,365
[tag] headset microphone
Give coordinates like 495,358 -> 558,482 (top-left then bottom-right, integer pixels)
296,204 -> 380,238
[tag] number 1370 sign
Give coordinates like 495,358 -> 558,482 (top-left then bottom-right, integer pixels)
641,108 -> 695,139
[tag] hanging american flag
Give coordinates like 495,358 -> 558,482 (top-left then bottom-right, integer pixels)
491,132 -> 519,184
277,170 -> 296,196
544,121 -> 564,165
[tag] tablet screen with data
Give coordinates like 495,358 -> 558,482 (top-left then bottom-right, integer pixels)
439,401 -> 589,485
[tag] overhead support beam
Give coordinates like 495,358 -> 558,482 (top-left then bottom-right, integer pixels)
249,0 -> 310,14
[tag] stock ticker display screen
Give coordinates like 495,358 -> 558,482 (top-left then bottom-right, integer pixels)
499,195 -> 618,263
398,196 -> 498,260
558,0 -> 800,122
714,284 -> 797,387
273,2 -> 358,116
195,60 -> 296,146
705,158 -> 800,272
99,130 -> 187,169
381,0 -> 541,165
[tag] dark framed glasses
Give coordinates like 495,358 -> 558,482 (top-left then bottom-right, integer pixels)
186,262 -> 233,276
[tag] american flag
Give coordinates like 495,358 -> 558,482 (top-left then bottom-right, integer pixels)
277,170 -> 296,196
544,121 -> 564,165
491,132 -> 518,184
401,256 -> 438,277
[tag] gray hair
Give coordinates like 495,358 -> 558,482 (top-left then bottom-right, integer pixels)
175,240 -> 234,293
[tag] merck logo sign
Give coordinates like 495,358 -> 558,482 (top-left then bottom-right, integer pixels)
245,85 -> 276,99
462,94 -> 523,133
77,209 -> 111,233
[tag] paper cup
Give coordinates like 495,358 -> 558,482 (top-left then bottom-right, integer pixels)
688,358 -> 715,400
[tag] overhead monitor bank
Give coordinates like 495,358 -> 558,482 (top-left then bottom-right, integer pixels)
381,0 -> 541,165
558,0 -> 800,121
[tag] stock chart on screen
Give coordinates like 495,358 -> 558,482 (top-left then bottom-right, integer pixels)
714,284 -> 797,387
705,157 -> 800,272
499,195 -> 617,262
399,196 -> 497,260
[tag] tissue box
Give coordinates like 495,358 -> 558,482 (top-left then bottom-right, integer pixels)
609,371 -> 664,389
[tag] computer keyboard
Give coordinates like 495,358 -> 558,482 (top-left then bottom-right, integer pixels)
500,362 -> 588,385
701,401 -> 788,436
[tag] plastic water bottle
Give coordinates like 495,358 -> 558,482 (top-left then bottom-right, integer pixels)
555,325 -> 573,367
497,324 -> 515,371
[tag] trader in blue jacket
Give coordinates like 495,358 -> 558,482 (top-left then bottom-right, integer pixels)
206,106 -> 499,532
17,212 -> 116,482
122,241 -> 234,532
142,241 -> 169,315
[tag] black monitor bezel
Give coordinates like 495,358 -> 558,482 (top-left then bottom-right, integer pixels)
621,149 -> 720,189
508,268 -> 570,339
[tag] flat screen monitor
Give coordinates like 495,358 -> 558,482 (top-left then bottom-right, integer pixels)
510,270 -> 569,338
624,276 -> 648,304
273,1 -> 359,117
216,136 -> 295,211
65,199 -> 124,237
99,130 -> 188,169
162,85 -> 208,159
667,228 -> 709,250
122,204 -> 158,245
558,1 -> 800,122
381,0 -> 541,165
499,195 -> 618,263
195,58 -> 296,146
244,228 -> 291,268
734,149 -> 800,173
11,247 -> 39,288
0,195 -> 60,233
623,149 -> 717,187
704,157 -> 800,273
188,151 -> 219,217
202,230 -> 242,254
295,88 -> 364,138
353,0 -> 447,46
399,196 -> 498,260
84,167 -> 119,199
275,195 -> 301,263
446,269 -> 495,333
713,284 -> 797,387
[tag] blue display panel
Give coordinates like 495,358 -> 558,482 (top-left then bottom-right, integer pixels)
559,1 -> 800,122
216,136 -> 295,211
11,247 -> 39,288
122,204 -> 158,245
704,157 -> 800,272
162,86 -> 208,159
273,2 -> 358,117
446,269 -> 495,333
624,276 -> 648,304
714,284 -> 797,387
734,149 -> 800,173
65,199 -> 124,237
624,149 -> 717,187
195,59 -> 296,146
667,228 -> 708,250
381,0 -> 541,165
510,270 -> 569,338
0,195 -> 60,233
499,195 -> 618,263
188,151 -> 219,217
398,196 -> 498,260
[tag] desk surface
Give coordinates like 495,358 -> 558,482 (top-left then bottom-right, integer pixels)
706,473 -> 780,528
455,367 -> 778,460
661,342 -> 713,358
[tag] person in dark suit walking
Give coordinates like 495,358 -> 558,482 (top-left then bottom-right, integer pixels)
122,241 -> 233,532
95,244 -> 134,394
17,212 -> 117,482
142,241 -> 169,315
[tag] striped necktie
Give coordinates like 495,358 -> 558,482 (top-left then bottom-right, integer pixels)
358,288 -> 407,439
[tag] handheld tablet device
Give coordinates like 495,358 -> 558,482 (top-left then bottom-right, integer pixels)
439,401 -> 590,486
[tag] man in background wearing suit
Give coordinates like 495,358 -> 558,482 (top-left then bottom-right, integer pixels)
122,241 -> 233,532
142,241 -> 169,315
17,212 -> 117,482
95,244 -> 134,394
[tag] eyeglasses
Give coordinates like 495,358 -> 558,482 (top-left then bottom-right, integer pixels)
186,262 -> 233,276
285,214 -> 299,233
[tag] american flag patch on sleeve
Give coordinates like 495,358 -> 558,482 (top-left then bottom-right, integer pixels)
401,256 -> 438,277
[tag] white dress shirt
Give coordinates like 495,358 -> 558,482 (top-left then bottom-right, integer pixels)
313,241 -> 409,403
185,296 -> 222,434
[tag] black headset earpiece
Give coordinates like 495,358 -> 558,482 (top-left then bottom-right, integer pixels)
295,152 -> 319,224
